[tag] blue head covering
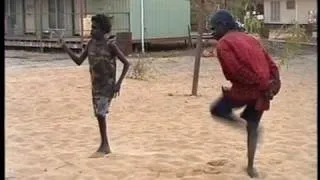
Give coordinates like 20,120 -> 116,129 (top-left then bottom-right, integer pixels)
209,10 -> 237,30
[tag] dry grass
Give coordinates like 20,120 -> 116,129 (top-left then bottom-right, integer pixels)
127,58 -> 157,81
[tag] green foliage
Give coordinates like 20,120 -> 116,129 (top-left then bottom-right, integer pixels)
259,24 -> 270,39
230,0 -> 264,34
230,0 -> 253,22
244,16 -> 263,34
279,22 -> 310,68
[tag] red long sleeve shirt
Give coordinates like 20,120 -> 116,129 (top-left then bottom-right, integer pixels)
216,32 -> 280,111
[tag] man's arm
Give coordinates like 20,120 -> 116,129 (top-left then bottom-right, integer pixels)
251,35 -> 280,81
61,40 -> 90,66
109,42 -> 130,85
263,50 -> 280,81
263,49 -> 281,98
216,45 -> 269,90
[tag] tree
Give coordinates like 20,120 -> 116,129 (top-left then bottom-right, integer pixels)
190,0 -> 221,31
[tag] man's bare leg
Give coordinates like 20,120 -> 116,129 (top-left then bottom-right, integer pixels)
241,106 -> 263,178
246,121 -> 259,178
210,96 -> 263,178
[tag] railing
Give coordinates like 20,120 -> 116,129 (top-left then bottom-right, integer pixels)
5,10 -> 130,38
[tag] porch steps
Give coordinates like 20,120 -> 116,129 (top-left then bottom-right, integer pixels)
5,37 -> 90,50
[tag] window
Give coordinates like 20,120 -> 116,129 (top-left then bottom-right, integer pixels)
270,0 -> 280,22
257,3 -> 264,15
286,0 -> 295,9
9,0 -> 17,25
5,0 -> 17,34
5,0 -> 17,25
49,0 -> 65,29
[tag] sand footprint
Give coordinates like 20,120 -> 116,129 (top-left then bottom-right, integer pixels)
176,159 -> 230,178
207,159 -> 228,167
203,159 -> 235,175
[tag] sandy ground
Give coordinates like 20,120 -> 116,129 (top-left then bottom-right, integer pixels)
5,49 -> 317,180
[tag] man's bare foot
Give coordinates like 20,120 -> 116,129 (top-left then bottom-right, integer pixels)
97,144 -> 111,154
247,167 -> 259,178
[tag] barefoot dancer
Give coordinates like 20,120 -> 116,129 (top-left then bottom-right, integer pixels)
59,14 -> 130,157
208,10 -> 281,178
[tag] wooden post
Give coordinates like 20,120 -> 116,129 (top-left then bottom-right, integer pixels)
80,0 -> 84,49
187,25 -> 193,48
39,0 -> 44,52
191,0 -> 205,96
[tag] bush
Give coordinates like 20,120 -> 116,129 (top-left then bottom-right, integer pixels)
279,23 -> 309,68
244,17 -> 263,34
259,25 -> 270,39
127,58 -> 155,80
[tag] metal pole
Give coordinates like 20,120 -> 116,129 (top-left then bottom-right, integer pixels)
141,0 -> 145,53
80,0 -> 84,49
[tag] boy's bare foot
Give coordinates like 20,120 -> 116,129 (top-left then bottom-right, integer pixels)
247,167 -> 259,178
89,152 -> 107,158
89,144 -> 111,158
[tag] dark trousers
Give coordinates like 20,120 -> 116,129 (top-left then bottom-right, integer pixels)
210,96 -> 264,128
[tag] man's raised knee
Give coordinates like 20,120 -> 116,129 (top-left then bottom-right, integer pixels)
210,102 -> 221,116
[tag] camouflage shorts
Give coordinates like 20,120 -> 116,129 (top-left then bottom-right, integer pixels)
92,96 -> 112,117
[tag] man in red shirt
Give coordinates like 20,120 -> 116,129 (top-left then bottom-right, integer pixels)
209,10 -> 281,178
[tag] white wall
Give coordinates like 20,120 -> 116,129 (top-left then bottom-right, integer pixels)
297,0 -> 317,24
264,0 -> 317,24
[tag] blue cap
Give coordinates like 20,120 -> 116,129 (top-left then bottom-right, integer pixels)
210,10 -> 237,30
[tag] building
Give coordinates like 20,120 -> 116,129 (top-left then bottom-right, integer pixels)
5,0 -> 89,49
263,0 -> 317,25
87,0 -> 191,42
5,0 -> 191,50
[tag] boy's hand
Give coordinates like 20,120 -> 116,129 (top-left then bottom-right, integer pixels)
113,82 -> 121,97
